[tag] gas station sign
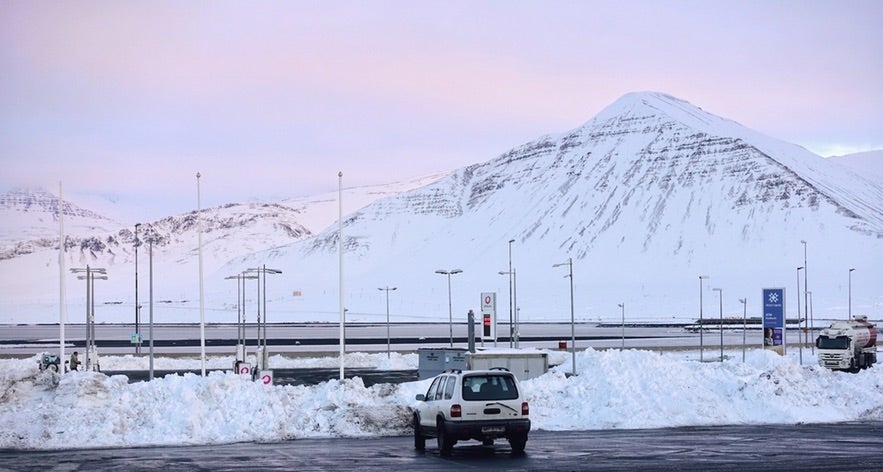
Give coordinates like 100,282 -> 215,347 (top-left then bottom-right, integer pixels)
481,292 -> 496,341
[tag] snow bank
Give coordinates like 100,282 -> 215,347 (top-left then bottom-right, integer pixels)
1,348 -> 881,450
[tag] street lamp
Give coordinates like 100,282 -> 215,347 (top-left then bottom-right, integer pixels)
508,239 -> 515,348
134,223 -> 141,355
145,234 -> 157,380
498,268 -> 518,347
806,291 -> 814,355
801,240 -> 808,350
712,288 -> 722,361
196,171 -> 206,377
848,268 -> 855,320
378,286 -> 397,358
797,266 -> 804,364
699,275 -> 710,362
71,266 -> 107,371
553,258 -> 576,376
739,298 -> 747,362
435,269 -> 463,347
245,265 -> 282,356
618,303 -> 625,351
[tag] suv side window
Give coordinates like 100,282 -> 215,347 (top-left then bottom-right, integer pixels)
435,376 -> 449,400
425,377 -> 442,402
443,375 -> 456,399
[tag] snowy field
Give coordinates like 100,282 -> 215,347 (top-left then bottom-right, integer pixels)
1,347 -> 881,450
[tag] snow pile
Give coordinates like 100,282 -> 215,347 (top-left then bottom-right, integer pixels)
1,348 -> 881,450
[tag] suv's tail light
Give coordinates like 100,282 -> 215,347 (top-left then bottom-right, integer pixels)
451,404 -> 462,418
521,402 -> 529,416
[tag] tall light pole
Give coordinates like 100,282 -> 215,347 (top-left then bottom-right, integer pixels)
618,303 -> 625,351
801,240 -> 808,349
699,275 -> 710,361
245,265 -> 282,353
848,268 -> 855,320
196,172 -> 206,377
147,235 -> 155,380
378,286 -> 397,358
71,266 -> 107,371
739,298 -> 747,362
807,291 -> 814,355
712,288 -> 723,361
58,182 -> 66,366
338,171 -> 345,380
435,269 -> 463,347
508,239 -> 515,348
553,258 -> 575,375
797,266 -> 804,365
134,223 -> 141,354
498,268 -> 518,347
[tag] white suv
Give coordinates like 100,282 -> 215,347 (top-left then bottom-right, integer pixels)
413,368 -> 530,455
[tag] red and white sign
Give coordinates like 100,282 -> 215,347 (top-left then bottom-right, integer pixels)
480,292 -> 496,341
238,364 -> 252,375
259,370 -> 274,385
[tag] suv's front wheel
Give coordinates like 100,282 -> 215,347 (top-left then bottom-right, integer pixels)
436,418 -> 454,456
413,414 -> 425,450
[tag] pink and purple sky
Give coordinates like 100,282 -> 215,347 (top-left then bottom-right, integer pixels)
1,1 -> 881,221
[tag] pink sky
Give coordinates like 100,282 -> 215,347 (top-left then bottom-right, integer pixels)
1,1 -> 880,220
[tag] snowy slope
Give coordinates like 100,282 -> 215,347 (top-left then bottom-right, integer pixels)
0,174 -> 447,324
828,150 -> 883,184
223,92 -> 883,323
1,92 -> 880,324
0,188 -> 121,244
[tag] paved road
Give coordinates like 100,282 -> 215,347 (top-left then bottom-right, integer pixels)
1,322 -> 773,357
2,422 -> 881,471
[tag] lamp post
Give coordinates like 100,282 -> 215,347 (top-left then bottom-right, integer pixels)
378,286 -> 397,358
553,258 -> 575,375
712,288 -> 722,361
71,266 -> 107,371
498,268 -> 518,347
508,239 -> 515,348
801,240 -> 808,349
797,266 -> 804,364
739,298 -> 747,362
338,171 -> 344,380
806,291 -> 814,355
145,234 -> 156,380
245,265 -> 282,353
435,269 -> 463,347
196,172 -> 206,377
848,268 -> 855,320
699,275 -> 710,361
618,303 -> 625,351
134,223 -> 141,355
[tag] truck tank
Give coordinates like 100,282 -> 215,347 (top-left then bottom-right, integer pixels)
819,320 -> 877,349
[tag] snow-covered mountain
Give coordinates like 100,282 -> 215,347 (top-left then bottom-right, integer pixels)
828,150 -> 883,184
0,174 -> 447,323
223,92 -> 883,324
0,188 -> 121,244
1,92 -> 881,325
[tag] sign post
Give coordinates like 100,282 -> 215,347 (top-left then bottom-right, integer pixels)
481,292 -> 497,344
762,288 -> 786,355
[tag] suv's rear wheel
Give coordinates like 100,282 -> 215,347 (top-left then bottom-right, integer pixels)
437,419 -> 454,456
509,434 -> 527,454
413,414 -> 425,450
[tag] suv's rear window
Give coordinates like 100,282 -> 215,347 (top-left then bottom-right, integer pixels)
462,374 -> 519,401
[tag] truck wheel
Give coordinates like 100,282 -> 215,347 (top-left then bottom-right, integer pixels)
437,419 -> 454,456
413,414 -> 425,450
48,364 -> 59,373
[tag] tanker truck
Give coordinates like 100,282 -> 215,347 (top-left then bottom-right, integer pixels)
815,315 -> 878,372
